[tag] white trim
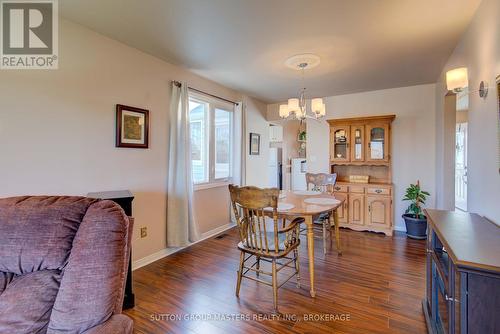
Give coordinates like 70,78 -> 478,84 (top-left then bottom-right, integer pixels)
199,221 -> 235,239
394,225 -> 406,232
132,221 -> 236,271
131,248 -> 180,271
194,181 -> 230,191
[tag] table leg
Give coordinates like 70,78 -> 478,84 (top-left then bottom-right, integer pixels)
305,215 -> 316,297
334,209 -> 342,255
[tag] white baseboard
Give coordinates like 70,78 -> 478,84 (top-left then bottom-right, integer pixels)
200,221 -> 235,239
132,221 -> 236,271
394,224 -> 406,232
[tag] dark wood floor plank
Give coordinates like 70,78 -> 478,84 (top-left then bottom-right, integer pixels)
125,228 -> 427,334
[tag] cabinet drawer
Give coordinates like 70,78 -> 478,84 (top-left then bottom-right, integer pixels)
367,187 -> 391,195
349,186 -> 365,194
333,185 -> 348,192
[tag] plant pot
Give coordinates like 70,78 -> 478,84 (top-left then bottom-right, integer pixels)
402,214 -> 427,239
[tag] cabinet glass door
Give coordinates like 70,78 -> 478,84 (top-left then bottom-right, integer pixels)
331,126 -> 350,162
367,124 -> 388,161
432,261 -> 450,334
350,126 -> 364,161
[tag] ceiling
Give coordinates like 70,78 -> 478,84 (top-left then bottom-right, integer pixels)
60,0 -> 481,103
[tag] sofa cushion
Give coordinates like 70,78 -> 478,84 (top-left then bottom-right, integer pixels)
0,269 -> 61,334
48,200 -> 130,333
0,196 -> 97,275
0,271 -> 15,294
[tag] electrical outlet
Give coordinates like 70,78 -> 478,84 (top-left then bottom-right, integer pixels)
140,227 -> 147,238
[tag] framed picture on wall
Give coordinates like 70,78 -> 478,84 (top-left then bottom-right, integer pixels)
116,104 -> 149,148
249,133 -> 260,155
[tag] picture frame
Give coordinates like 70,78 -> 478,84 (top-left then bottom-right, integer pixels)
116,104 -> 149,149
249,133 -> 260,155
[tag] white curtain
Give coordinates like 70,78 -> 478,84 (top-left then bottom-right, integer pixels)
167,82 -> 200,246
232,101 -> 246,186
230,100 -> 246,224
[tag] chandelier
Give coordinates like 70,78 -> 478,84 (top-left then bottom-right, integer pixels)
279,54 -> 326,120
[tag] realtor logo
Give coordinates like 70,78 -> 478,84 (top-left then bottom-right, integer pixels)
1,0 -> 58,69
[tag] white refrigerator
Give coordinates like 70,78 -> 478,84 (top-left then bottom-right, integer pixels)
291,158 -> 307,191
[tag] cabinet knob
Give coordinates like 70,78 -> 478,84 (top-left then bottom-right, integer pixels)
445,294 -> 459,303
335,186 -> 340,191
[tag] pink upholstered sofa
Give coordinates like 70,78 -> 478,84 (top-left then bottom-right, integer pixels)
0,196 -> 134,333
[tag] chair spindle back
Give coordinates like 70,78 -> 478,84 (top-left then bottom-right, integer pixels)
306,173 -> 337,193
228,185 -> 281,255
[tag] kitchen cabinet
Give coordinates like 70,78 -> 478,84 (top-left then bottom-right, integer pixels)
269,124 -> 283,142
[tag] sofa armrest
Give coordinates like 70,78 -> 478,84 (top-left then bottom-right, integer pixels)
82,315 -> 133,334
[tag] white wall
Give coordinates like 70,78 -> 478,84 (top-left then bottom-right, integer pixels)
434,93 -> 457,210
245,96 -> 270,187
303,84 -> 437,231
435,0 -> 500,223
0,19 -> 269,262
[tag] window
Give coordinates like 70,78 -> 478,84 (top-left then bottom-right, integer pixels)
189,93 -> 233,186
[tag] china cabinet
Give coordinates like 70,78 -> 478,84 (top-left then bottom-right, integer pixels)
330,126 -> 350,162
350,125 -> 365,162
328,115 -> 395,235
366,123 -> 389,162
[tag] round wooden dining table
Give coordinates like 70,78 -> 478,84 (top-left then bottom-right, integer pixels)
264,190 -> 345,297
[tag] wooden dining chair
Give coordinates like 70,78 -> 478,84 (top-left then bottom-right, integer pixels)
228,184 -> 304,314
305,172 -> 341,255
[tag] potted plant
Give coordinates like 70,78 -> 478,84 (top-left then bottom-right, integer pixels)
298,130 -> 306,142
402,180 -> 430,239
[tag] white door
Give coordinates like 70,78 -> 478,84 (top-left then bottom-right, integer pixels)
455,123 -> 467,211
291,159 -> 307,191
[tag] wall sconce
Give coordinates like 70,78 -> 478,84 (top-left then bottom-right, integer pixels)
446,67 -> 488,99
478,81 -> 488,98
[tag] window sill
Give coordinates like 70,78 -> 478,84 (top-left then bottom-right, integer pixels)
194,181 -> 230,192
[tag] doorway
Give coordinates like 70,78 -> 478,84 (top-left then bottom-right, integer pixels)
454,91 -> 469,211
455,122 -> 467,211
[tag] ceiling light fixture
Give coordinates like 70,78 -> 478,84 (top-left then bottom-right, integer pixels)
280,54 -> 326,121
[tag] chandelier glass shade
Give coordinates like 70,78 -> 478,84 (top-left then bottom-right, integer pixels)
279,89 -> 325,120
280,56 -> 326,121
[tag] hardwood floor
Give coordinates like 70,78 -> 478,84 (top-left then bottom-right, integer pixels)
125,228 -> 427,334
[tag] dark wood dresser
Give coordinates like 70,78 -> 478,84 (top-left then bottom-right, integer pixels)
87,190 -> 135,309
423,209 -> 500,334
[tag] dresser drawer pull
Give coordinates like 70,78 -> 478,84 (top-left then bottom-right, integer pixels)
375,189 -> 382,194
445,294 -> 459,303
335,186 -> 341,191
